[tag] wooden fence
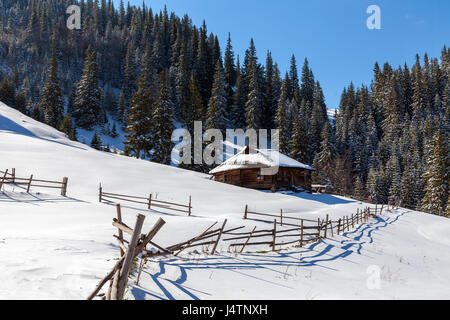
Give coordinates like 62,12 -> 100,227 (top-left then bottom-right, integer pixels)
239,204 -> 385,251
88,204 -> 245,300
98,183 -> 192,216
0,168 -> 68,196
87,203 -> 386,299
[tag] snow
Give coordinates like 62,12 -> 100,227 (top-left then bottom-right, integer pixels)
1,101 -> 450,300
210,147 -> 314,174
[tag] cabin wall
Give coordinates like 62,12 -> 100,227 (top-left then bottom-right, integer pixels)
213,167 -> 313,191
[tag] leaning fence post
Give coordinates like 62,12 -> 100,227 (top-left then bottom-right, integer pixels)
0,169 -> 8,190
244,205 -> 248,219
116,214 -> 146,300
116,204 -> 125,257
26,174 -> 33,193
98,183 -> 102,203
211,219 -> 227,255
240,226 -> 257,254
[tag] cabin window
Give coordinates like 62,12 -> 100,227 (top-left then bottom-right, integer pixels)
257,173 -> 264,181
225,175 -> 232,183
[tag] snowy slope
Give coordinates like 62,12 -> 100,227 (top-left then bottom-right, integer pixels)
1,102 -> 450,300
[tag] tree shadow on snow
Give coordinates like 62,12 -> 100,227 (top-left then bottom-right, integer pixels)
277,190 -> 358,205
0,114 -> 87,151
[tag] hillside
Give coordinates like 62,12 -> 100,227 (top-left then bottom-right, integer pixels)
1,102 -> 450,300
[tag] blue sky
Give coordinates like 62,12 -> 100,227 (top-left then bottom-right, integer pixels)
121,0 -> 449,108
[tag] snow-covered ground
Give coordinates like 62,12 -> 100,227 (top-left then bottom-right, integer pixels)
1,102 -> 450,300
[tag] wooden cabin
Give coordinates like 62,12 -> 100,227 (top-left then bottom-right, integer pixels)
209,146 -> 315,191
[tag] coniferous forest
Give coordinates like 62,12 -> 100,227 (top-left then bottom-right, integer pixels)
0,0 -> 448,216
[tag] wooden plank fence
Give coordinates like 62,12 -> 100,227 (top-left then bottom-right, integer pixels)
98,183 -> 192,216
88,203 -> 386,299
0,168 -> 68,196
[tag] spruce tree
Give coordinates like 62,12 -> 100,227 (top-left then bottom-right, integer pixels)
90,132 -> 103,150
275,79 -> 289,154
206,59 -> 228,132
60,114 -> 76,140
421,130 -> 449,214
245,59 -> 262,130
151,70 -> 174,165
124,68 -> 155,159
39,39 -> 64,129
74,46 -> 102,130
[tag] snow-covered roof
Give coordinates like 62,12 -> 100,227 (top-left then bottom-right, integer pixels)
209,147 -> 315,174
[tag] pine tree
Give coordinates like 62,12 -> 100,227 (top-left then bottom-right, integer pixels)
124,66 -> 155,159
90,132 -> 103,150
206,60 -> 228,131
0,77 -> 15,107
73,46 -> 102,130
118,41 -> 138,122
275,79 -> 290,154
39,39 -> 64,128
245,58 -> 262,130
185,73 -> 204,132
60,114 -> 76,140
223,33 -> 236,111
231,58 -> 246,129
289,111 -> 309,164
151,70 -> 174,165
421,130 -> 449,214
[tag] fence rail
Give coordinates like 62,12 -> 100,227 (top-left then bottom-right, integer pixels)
98,183 -> 192,215
88,203 -> 388,300
0,168 -> 68,195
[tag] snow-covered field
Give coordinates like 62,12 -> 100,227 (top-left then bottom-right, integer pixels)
1,102 -> 450,300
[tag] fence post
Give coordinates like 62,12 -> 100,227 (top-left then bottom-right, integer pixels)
148,194 -> 152,210
61,177 -> 68,196
98,183 -> 102,202
280,209 -> 283,227
240,226 -> 257,254
244,205 -> 248,219
317,218 -> 321,240
26,174 -> 33,193
211,219 -> 227,255
116,204 -> 125,257
330,219 -> 334,237
356,209 -> 359,224
324,214 -> 329,238
0,169 -> 8,190
188,196 -> 192,216
351,214 -> 354,228
337,219 -> 341,235
272,219 -> 277,251
11,168 -> 15,184
115,214 -> 146,300
300,219 -> 304,247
